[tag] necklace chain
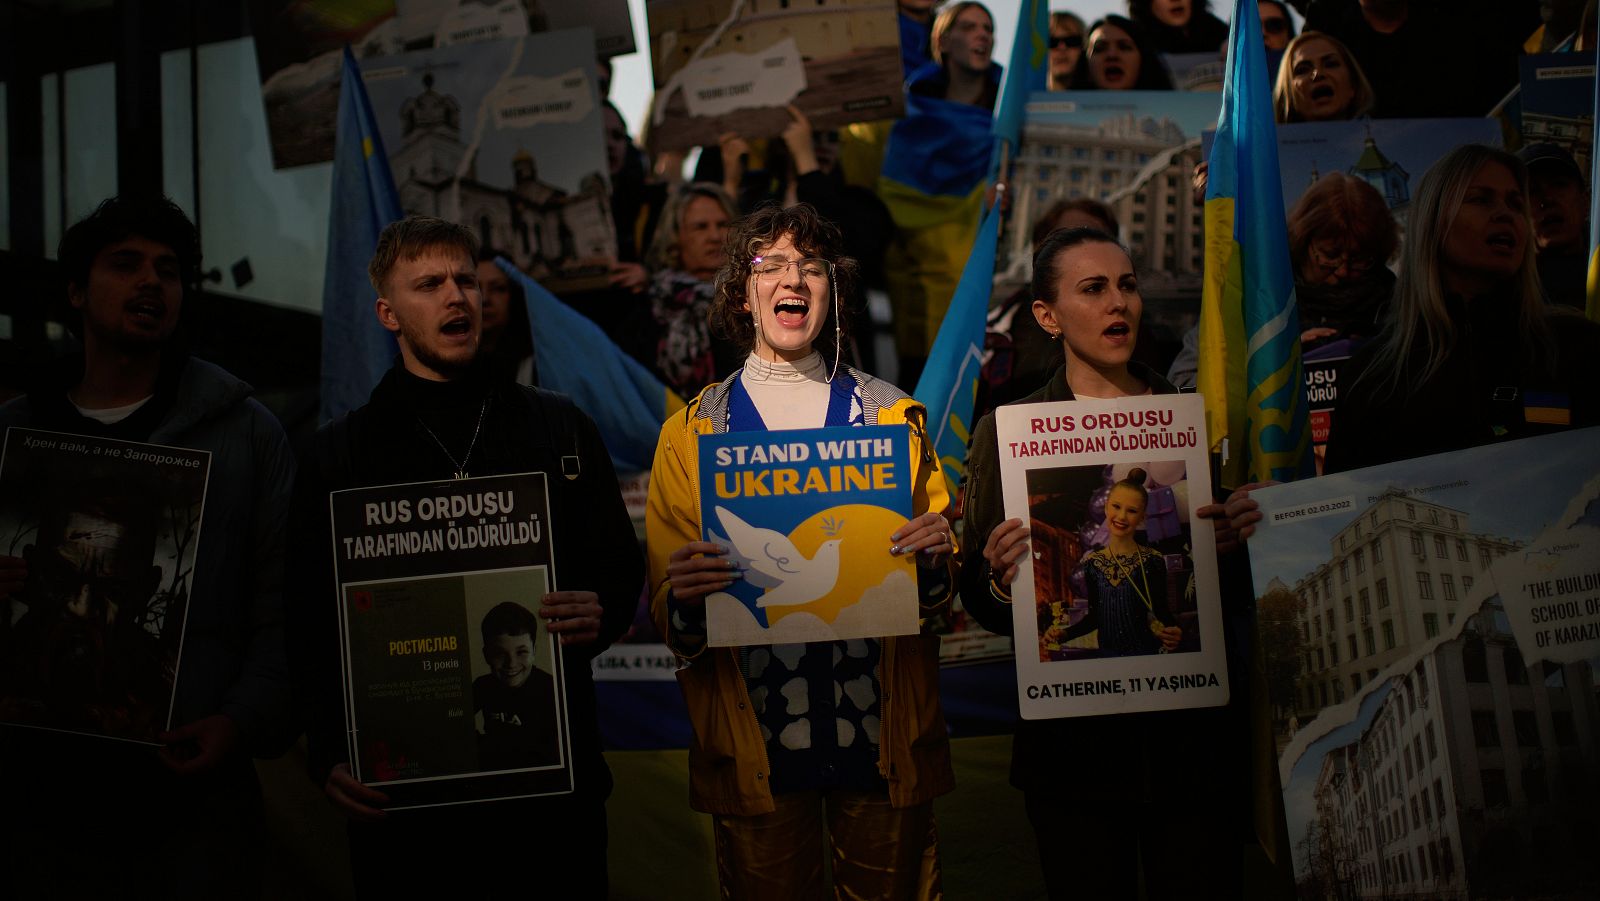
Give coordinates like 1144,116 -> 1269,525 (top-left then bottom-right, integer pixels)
416,398 -> 489,479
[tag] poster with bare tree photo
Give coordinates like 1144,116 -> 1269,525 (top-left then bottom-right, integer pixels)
0,428 -> 210,744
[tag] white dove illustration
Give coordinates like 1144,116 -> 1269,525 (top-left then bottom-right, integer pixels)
714,506 -> 844,608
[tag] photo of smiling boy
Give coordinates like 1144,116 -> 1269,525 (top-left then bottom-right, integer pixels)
472,600 -> 559,771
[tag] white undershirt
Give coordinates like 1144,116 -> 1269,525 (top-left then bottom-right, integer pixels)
740,352 -> 831,430
72,395 -> 153,425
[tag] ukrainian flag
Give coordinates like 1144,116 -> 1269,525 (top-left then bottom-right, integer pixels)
1197,0 -> 1314,487
879,91 -> 993,359
498,261 -> 684,474
912,0 -> 1047,494
320,46 -> 404,424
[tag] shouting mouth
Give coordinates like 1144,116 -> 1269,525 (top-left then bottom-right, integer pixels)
1103,320 -> 1131,343
1309,84 -> 1336,102
773,296 -> 810,329
127,298 -> 167,325
1486,231 -> 1519,252
441,315 -> 473,338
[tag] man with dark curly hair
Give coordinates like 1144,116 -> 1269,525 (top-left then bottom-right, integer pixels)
0,194 -> 296,897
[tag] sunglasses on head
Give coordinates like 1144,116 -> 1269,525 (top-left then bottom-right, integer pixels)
1050,34 -> 1083,49
1262,18 -> 1289,34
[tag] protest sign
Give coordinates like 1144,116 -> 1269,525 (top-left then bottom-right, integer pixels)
696,424 -> 919,646
645,0 -> 903,152
1249,429 -> 1600,897
0,428 -> 210,744
331,472 -> 571,808
994,395 -> 1228,718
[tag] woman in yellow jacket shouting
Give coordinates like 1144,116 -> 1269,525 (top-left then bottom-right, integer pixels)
645,203 -> 957,899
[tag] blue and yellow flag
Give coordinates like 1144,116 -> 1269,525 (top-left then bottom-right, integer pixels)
878,85 -> 994,357
1588,60 -> 1600,321
498,261 -> 683,474
320,46 -> 405,424
908,2 -> 1045,494
1198,0 -> 1313,487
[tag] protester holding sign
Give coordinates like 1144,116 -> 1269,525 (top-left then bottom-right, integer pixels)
287,216 -> 640,897
645,204 -> 956,898
0,196 -> 296,896
961,227 -> 1248,898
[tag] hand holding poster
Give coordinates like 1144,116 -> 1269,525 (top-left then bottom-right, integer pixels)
0,428 -> 210,744
331,472 -> 571,808
994,395 -> 1229,718
696,425 -> 919,646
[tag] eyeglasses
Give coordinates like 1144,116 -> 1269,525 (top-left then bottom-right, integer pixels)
1049,34 -> 1083,50
1261,18 -> 1290,35
751,257 -> 832,283
1308,244 -> 1373,276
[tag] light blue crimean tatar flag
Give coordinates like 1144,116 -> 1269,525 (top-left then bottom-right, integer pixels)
913,198 -> 1002,496
497,261 -> 684,474
320,46 -> 405,423
1198,0 -> 1314,487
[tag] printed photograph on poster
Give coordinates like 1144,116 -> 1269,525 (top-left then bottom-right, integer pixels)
247,0 -> 633,169
331,472 -> 572,808
1002,91 -> 1220,302
0,428 -> 210,744
1159,52 -> 1224,92
1273,118 -> 1503,219
1247,429 -> 1600,898
645,0 -> 904,152
1518,52 -> 1595,174
361,28 -> 618,293
995,395 -> 1229,719
696,425 -> 919,647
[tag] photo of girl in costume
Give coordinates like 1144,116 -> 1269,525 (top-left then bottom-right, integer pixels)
1028,464 -> 1197,661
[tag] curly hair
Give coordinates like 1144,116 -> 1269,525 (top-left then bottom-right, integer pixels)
708,203 -> 860,357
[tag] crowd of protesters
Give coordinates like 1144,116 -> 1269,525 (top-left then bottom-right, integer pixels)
2,1 -> 1600,899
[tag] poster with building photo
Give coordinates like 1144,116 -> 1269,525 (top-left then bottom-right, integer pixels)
994,395 -> 1228,719
361,28 -> 618,293
696,425 -> 919,647
645,0 -> 904,152
1518,52 -> 1595,174
1247,429 -> 1600,898
331,472 -> 572,808
0,428 -> 210,744
1002,92 -> 1219,306
247,0 -> 633,169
